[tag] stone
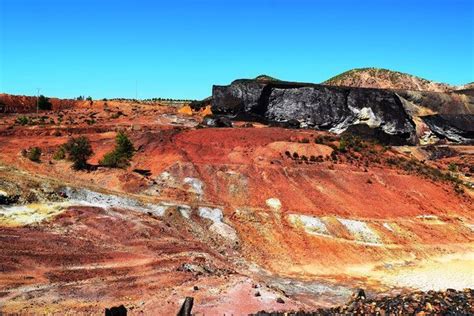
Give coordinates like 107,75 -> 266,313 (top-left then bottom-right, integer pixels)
105,305 -> 127,316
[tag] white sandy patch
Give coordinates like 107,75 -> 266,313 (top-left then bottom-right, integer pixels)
288,214 -> 330,237
381,253 -> 474,291
198,207 -> 238,242
183,177 -> 204,197
266,198 -> 282,211
337,218 -> 382,245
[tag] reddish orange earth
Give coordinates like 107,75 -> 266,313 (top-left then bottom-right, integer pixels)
0,97 -> 472,314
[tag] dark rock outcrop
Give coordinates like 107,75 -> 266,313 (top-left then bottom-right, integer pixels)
211,78 -> 474,144
105,305 -> 127,316
212,79 -> 416,144
422,114 -> 474,144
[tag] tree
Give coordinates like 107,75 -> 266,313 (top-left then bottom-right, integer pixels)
26,147 -> 42,162
99,131 -> 135,168
64,136 -> 93,170
38,95 -> 52,110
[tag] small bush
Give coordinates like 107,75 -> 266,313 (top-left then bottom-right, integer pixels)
448,163 -> 458,172
38,95 -> 52,110
338,138 -> 347,153
15,116 -> 29,125
26,147 -> 42,162
64,136 -> 93,170
99,131 -> 135,168
53,146 -> 66,160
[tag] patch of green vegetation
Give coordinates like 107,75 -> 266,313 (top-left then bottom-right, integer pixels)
15,116 -> 29,126
64,136 -> 93,170
38,95 -> 52,111
99,131 -> 135,168
25,147 -> 42,162
254,74 -> 281,82
448,162 -> 458,172
52,145 -> 66,160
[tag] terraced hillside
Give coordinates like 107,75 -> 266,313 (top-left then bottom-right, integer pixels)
0,96 -> 472,314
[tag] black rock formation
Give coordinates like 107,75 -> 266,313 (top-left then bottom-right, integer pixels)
212,79 -> 416,144
422,114 -> 474,144
210,78 -> 474,144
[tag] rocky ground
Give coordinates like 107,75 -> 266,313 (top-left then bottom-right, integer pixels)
253,289 -> 474,315
0,96 -> 472,314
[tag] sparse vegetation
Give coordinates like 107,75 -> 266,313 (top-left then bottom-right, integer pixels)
99,131 -> 135,168
38,95 -> 52,110
15,116 -> 29,125
64,136 -> 93,170
25,147 -> 42,162
448,163 -> 458,172
53,145 -> 66,160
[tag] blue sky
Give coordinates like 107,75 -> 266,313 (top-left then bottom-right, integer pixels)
1,0 -> 473,99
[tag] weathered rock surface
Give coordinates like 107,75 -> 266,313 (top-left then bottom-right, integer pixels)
422,114 -> 474,144
211,78 -> 474,144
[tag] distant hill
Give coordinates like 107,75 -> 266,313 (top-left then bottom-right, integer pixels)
323,68 -> 454,92
254,74 -> 281,82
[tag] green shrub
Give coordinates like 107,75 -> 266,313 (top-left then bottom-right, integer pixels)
338,138 -> 347,153
99,131 -> 135,168
15,116 -> 29,125
64,136 -> 93,170
53,146 -> 66,160
448,163 -> 458,172
26,147 -> 42,162
38,95 -> 52,110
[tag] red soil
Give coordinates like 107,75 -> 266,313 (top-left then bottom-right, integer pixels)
0,95 -> 472,314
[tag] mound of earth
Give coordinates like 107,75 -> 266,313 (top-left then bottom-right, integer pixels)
323,68 -> 454,92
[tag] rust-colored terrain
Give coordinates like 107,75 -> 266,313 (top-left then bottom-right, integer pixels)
0,95 -> 472,315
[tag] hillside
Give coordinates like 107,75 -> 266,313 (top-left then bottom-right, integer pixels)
323,68 -> 454,92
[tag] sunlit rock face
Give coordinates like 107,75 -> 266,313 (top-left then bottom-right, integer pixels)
211,78 -> 474,144
212,79 -> 416,144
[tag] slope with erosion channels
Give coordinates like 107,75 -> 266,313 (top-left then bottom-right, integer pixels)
0,94 -> 473,314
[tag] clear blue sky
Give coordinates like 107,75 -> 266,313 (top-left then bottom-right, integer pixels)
1,0 -> 473,100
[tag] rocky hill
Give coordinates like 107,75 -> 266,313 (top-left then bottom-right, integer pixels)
323,68 -> 454,92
